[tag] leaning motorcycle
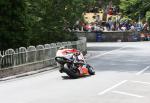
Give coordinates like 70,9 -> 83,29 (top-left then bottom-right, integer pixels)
55,49 -> 95,78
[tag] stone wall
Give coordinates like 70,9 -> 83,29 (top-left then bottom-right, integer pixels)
75,31 -> 140,42
0,37 -> 87,79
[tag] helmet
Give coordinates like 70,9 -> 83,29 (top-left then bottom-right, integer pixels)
59,46 -> 65,50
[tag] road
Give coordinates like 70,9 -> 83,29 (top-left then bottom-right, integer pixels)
0,42 -> 150,103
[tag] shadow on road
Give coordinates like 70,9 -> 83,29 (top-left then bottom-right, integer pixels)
61,75 -> 93,80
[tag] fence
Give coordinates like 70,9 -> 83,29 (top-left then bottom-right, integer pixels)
0,37 -> 87,78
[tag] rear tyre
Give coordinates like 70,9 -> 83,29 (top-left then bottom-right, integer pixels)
62,67 -> 80,79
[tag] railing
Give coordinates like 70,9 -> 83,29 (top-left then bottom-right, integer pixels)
0,37 -> 87,70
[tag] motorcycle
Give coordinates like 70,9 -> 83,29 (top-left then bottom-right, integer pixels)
55,48 -> 95,78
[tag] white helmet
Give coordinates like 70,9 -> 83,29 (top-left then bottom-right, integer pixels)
59,46 -> 65,50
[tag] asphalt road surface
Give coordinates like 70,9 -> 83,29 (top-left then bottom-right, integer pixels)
0,42 -> 150,103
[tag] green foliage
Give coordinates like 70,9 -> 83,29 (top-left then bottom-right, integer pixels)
120,16 -> 131,23
0,0 -> 29,50
0,0 -> 96,50
27,0 -> 92,45
146,11 -> 150,23
95,0 -> 120,8
119,0 -> 150,21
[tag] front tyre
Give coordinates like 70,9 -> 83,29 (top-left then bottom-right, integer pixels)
86,64 -> 95,75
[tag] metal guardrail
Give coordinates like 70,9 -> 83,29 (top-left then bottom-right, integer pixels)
0,37 -> 87,69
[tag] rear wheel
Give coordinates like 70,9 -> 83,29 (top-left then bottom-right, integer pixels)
62,64 -> 80,79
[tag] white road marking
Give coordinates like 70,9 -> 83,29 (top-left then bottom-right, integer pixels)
88,46 -> 126,60
131,80 -> 150,85
112,91 -> 144,98
136,66 -> 150,75
98,80 -> 127,95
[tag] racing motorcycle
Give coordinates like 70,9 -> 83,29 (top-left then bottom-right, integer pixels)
55,48 -> 95,78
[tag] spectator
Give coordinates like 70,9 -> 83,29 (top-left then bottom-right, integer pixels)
130,25 -> 135,31
121,25 -> 126,31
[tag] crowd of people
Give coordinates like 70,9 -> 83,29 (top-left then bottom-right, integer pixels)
72,1 -> 149,33
71,1 -> 150,41
73,16 -> 149,33
105,18 -> 149,32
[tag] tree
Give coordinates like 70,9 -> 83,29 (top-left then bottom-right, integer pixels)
0,0 -> 29,50
119,0 -> 150,21
0,0 -> 97,50
26,0 -> 97,45
95,0 -> 120,8
146,11 -> 150,27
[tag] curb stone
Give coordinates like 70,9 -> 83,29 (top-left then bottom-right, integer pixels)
0,66 -> 58,81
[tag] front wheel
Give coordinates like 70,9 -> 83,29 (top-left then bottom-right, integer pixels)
86,64 -> 95,75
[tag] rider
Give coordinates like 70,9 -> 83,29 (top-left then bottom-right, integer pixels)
56,47 -> 95,75
56,47 -> 80,72
56,47 -> 83,62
